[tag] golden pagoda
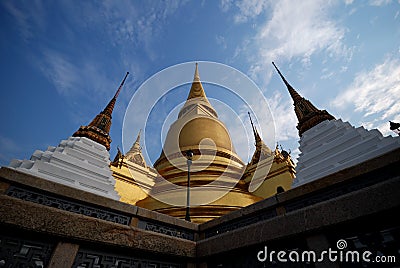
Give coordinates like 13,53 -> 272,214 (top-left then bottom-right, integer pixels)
242,112 -> 296,198
111,64 -> 296,223
111,130 -> 157,205
136,63 -> 262,223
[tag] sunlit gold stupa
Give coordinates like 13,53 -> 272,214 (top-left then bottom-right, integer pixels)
136,64 -> 262,222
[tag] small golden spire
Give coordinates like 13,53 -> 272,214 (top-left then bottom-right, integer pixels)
187,63 -> 207,100
248,111 -> 261,145
272,62 -> 335,136
125,129 -> 147,167
132,129 -> 142,151
246,111 -> 272,166
194,62 -> 200,82
178,63 -> 218,119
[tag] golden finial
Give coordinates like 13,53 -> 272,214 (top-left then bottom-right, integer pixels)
194,63 -> 200,82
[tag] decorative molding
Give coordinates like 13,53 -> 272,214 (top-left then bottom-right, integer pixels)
137,220 -> 195,241
204,208 -> 277,238
0,233 -> 54,267
205,159 -> 395,238
6,186 -> 130,225
73,248 -> 184,268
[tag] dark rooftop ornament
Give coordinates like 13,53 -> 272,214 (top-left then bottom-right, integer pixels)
272,62 -> 335,137
389,121 -> 400,136
73,72 -> 129,150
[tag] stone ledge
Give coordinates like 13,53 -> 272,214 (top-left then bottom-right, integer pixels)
0,167 -> 197,231
199,194 -> 278,231
0,195 -> 196,258
199,148 -> 400,232
196,176 -> 400,257
280,147 -> 400,203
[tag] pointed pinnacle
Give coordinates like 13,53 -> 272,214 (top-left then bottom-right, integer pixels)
194,63 -> 200,82
272,62 -> 290,88
135,129 -> 142,144
186,63 -> 207,100
114,72 -> 129,99
272,62 -> 302,102
248,111 -> 261,143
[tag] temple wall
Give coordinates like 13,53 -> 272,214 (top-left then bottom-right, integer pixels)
0,167 -> 196,267
1,148 -> 399,267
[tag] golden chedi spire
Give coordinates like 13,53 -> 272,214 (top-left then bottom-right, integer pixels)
178,63 -> 217,118
73,72 -> 129,150
242,112 -> 296,198
187,63 -> 207,100
128,129 -> 142,153
111,146 -> 124,168
125,130 -> 147,167
137,64 -> 261,223
272,62 -> 335,136
247,112 -> 272,166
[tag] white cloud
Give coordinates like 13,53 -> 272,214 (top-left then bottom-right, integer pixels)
220,0 -> 233,12
2,0 -> 45,41
236,0 -> 349,84
216,35 -> 228,49
258,1 -> 345,67
369,0 -> 392,6
233,0 -> 269,23
37,50 -> 122,106
321,68 -> 336,80
39,51 -> 81,96
266,91 -> 298,142
332,57 -> 400,135
227,0 -> 347,148
2,1 -> 31,40
99,1 -> 188,56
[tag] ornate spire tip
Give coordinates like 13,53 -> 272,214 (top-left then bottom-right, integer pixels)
114,72 -> 130,99
194,63 -> 200,81
272,62 -> 290,87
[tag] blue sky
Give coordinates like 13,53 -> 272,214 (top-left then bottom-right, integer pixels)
0,0 -> 399,166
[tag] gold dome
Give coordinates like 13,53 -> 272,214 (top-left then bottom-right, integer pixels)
179,117 -> 233,151
159,116 -> 234,164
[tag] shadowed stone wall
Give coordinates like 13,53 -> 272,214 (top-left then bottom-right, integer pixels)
1,148 -> 399,267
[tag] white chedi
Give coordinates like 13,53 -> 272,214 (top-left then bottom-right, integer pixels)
9,136 -> 120,200
293,119 -> 400,187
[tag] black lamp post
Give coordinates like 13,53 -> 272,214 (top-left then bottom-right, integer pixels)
185,149 -> 193,222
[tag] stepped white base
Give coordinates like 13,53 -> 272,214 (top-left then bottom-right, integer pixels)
293,119 -> 400,187
9,137 -> 120,200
